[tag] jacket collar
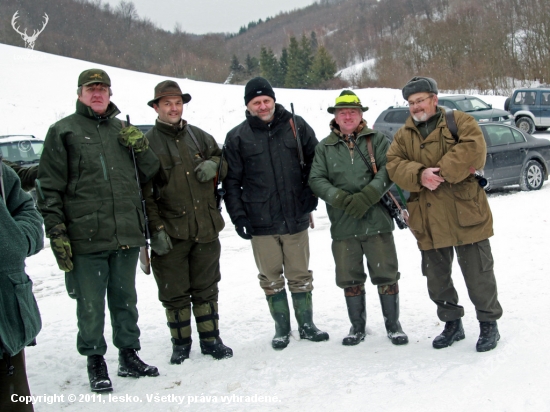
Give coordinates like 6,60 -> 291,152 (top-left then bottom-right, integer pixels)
245,103 -> 290,131
76,99 -> 120,120
155,118 -> 187,137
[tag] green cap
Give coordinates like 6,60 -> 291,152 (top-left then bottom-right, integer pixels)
78,69 -> 111,87
327,90 -> 368,114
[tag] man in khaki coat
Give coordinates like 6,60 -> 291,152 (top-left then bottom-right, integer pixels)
386,76 -> 502,352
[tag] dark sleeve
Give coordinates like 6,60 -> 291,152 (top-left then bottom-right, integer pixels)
222,130 -> 246,224
2,161 -> 37,192
135,146 -> 160,184
299,117 -> 319,188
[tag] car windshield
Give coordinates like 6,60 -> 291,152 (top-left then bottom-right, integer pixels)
454,97 -> 490,112
0,140 -> 43,165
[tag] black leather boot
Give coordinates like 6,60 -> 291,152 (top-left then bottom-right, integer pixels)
291,292 -> 329,342
87,355 -> 112,392
167,307 -> 192,364
433,319 -> 465,349
476,321 -> 500,352
379,290 -> 408,345
267,290 -> 291,349
194,302 -> 233,359
342,290 -> 366,346
118,349 -> 159,378
170,338 -> 192,365
199,338 -> 233,359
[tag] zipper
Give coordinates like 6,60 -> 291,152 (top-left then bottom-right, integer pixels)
99,154 -> 108,181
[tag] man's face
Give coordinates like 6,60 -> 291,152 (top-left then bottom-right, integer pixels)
408,92 -> 438,122
334,108 -> 362,135
154,96 -> 183,125
247,95 -> 276,123
78,83 -> 110,115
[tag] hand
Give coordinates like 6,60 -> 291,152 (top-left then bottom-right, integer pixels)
331,189 -> 352,210
118,125 -> 149,153
235,217 -> 253,240
421,167 -> 445,190
194,159 -> 218,183
300,188 -> 318,214
48,223 -> 73,272
344,185 -> 380,219
150,229 -> 173,256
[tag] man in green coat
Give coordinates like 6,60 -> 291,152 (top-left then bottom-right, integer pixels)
387,77 -> 502,352
309,90 -> 408,347
143,81 -> 232,364
36,69 -> 160,392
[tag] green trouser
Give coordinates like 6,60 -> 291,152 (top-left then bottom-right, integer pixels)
332,232 -> 400,289
66,248 -> 141,356
421,239 -> 503,322
1,350 -> 33,412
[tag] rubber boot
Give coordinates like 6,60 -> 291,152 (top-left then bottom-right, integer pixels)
193,302 -> 233,360
117,349 -> 159,378
342,286 -> 366,346
378,283 -> 408,345
87,355 -> 112,392
266,290 -> 292,349
166,306 -> 192,364
476,321 -> 500,352
291,291 -> 329,342
433,319 -> 465,349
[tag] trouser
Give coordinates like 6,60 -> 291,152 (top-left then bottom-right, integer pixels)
421,239 -> 503,322
151,237 -> 221,310
332,232 -> 400,289
0,351 -> 33,412
66,248 -> 141,356
251,230 -> 313,295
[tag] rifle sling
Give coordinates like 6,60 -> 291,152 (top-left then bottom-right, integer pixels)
187,125 -> 206,159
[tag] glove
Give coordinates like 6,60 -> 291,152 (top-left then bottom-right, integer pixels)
150,228 -> 173,256
331,189 -> 352,210
300,187 -> 318,214
344,185 -> 380,219
118,125 -> 149,153
194,159 -> 218,183
235,217 -> 253,240
48,223 -> 73,272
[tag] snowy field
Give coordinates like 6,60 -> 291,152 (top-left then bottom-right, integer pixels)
2,44 -> 550,412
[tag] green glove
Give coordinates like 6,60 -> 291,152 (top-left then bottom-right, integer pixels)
344,185 -> 380,219
331,189 -> 352,210
118,125 -> 149,152
151,229 -> 173,256
48,223 -> 73,272
194,159 -> 218,183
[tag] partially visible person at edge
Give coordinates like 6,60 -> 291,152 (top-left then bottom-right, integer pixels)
0,160 -> 43,412
386,76 -> 502,352
36,69 -> 161,393
1,160 -> 37,192
309,90 -> 408,347
223,77 -> 329,349
142,80 -> 232,364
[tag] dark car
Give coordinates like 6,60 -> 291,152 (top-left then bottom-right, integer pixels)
437,95 -> 514,125
507,88 -> 550,134
479,123 -> 550,190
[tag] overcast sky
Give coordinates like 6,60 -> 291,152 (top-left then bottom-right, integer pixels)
103,0 -> 317,35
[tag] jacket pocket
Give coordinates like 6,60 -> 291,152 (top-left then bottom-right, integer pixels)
452,184 -> 485,227
65,201 -> 102,240
159,205 -> 189,239
8,274 -> 42,350
406,200 -> 424,234
208,204 -> 225,233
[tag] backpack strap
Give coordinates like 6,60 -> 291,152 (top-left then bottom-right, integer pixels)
445,110 -> 459,142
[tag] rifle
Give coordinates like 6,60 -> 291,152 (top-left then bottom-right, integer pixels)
213,146 -> 226,212
126,115 -> 151,274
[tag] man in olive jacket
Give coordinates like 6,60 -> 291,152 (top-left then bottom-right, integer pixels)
386,76 -> 502,352
223,77 -> 328,350
36,69 -> 160,392
309,90 -> 408,347
0,162 -> 43,412
143,80 -> 232,364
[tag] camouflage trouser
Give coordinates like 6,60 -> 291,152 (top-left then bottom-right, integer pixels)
332,232 -> 400,289
421,239 -> 503,322
65,248 -> 141,356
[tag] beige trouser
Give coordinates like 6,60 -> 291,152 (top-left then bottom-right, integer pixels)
251,230 -> 313,295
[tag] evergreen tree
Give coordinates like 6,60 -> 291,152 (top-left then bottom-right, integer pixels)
310,45 -> 337,85
310,31 -> 318,51
260,47 -> 281,87
279,48 -> 288,86
300,34 -> 314,88
246,54 -> 259,76
230,55 -> 241,72
284,36 -> 302,88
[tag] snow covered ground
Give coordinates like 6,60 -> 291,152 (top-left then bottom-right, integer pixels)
2,44 -> 550,411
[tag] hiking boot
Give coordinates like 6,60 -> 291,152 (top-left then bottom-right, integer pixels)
476,321 -> 500,352
166,307 -> 192,364
117,349 -> 159,378
87,355 -> 112,392
379,289 -> 408,346
267,290 -> 292,350
432,319 -> 465,349
342,290 -> 366,346
170,340 -> 192,365
200,337 -> 233,360
291,292 -> 329,342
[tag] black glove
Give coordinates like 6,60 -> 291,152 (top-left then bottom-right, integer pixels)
235,217 -> 253,240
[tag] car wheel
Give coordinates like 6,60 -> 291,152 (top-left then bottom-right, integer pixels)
535,126 -> 549,132
519,160 -> 544,191
504,97 -> 511,111
515,117 -> 535,134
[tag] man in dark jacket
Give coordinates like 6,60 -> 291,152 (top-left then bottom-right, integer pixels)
223,77 -> 328,350
36,69 -> 160,392
143,80 -> 232,364
309,90 -> 408,347
0,161 -> 43,412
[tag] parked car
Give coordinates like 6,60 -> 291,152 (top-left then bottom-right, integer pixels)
0,135 -> 43,167
437,95 -> 514,125
135,124 -> 154,134
507,88 -> 550,134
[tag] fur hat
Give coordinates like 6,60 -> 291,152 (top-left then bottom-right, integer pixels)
402,76 -> 438,101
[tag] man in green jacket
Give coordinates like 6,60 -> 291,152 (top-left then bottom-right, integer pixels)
36,69 -> 160,392
309,90 -> 408,347
143,80 -> 232,364
387,77 -> 502,352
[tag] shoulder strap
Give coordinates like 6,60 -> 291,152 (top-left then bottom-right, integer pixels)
187,125 -> 206,159
445,110 -> 459,142
365,136 -> 378,174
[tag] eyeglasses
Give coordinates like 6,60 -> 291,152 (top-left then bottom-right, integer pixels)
408,95 -> 433,108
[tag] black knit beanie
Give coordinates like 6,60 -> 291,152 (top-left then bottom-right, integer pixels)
244,77 -> 276,105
